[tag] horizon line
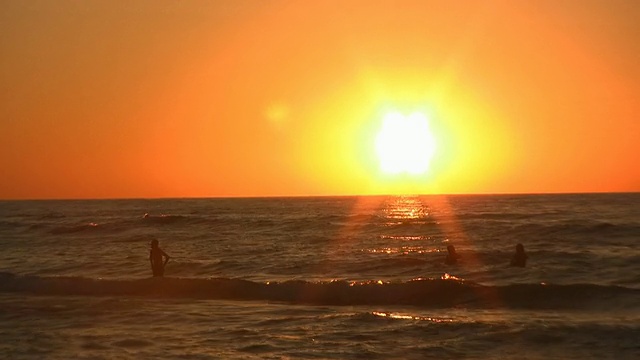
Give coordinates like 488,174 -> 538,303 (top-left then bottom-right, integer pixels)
1,190 -> 638,202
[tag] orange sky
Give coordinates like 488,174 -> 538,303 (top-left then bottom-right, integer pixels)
1,0 -> 639,199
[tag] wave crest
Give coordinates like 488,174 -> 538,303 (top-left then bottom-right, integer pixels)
0,272 -> 636,310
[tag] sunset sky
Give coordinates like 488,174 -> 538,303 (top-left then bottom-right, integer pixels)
1,0 -> 639,199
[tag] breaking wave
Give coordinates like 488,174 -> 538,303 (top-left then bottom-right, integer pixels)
0,272 -> 636,310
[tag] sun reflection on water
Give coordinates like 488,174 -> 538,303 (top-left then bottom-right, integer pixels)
372,311 -> 454,323
441,273 -> 464,281
366,196 -> 441,255
348,279 -> 388,286
381,196 -> 430,221
366,246 -> 439,255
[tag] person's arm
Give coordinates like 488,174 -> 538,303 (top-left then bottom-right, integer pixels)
162,250 -> 170,266
149,251 -> 153,266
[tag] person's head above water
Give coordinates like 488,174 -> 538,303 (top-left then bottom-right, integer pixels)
510,243 -> 527,267
150,239 -> 159,248
445,245 -> 459,265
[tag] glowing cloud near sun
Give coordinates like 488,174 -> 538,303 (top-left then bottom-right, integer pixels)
375,112 -> 436,175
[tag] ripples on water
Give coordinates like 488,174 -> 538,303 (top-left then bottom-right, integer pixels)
1,194 -> 639,285
0,194 -> 638,358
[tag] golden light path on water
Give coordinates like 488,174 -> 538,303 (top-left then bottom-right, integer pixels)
368,195 -> 469,259
295,194 -> 511,313
313,194 -> 509,309
307,195 -> 478,279
372,311 -> 454,323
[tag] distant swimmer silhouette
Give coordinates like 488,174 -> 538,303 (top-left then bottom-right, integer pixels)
510,243 -> 527,267
444,245 -> 460,265
149,239 -> 170,277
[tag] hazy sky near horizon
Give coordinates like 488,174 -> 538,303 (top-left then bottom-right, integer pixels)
1,0 -> 639,199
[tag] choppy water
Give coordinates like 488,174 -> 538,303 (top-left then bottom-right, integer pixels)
1,194 -> 639,359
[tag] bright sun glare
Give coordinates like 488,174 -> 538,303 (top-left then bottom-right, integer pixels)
375,112 -> 436,175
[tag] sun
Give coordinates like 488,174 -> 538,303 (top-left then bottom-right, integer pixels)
375,111 -> 436,175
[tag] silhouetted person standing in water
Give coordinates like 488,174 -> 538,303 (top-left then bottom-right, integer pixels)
444,245 -> 460,265
149,239 -> 170,277
510,243 -> 527,267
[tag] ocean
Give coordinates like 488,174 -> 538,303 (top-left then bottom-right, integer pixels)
0,193 -> 638,359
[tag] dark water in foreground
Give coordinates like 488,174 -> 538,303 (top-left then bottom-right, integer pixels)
0,194 -> 638,359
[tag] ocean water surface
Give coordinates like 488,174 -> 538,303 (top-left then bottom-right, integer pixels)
0,194 -> 638,359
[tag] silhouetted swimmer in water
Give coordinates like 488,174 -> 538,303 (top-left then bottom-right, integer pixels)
444,245 -> 460,265
510,243 -> 527,267
149,239 -> 170,277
